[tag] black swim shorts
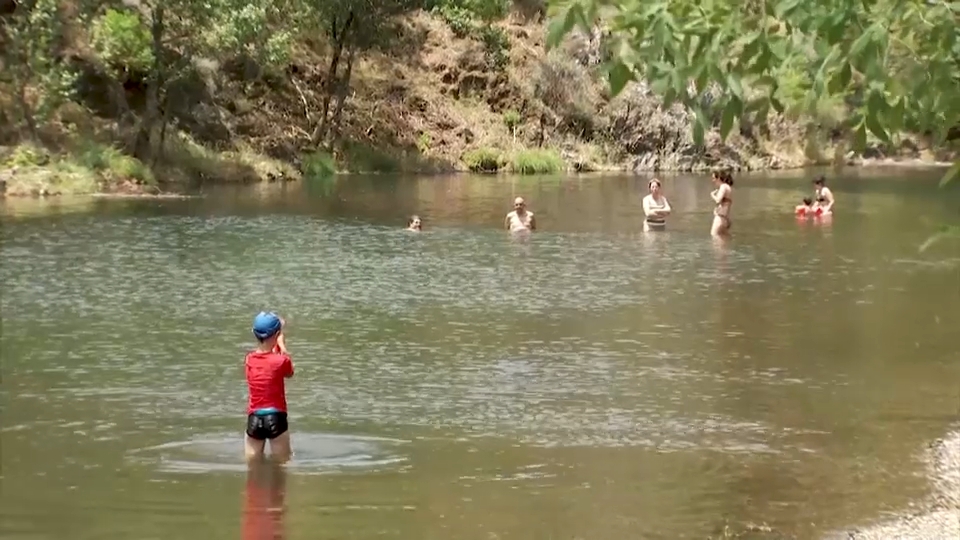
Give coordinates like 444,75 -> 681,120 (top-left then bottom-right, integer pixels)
245,411 -> 289,440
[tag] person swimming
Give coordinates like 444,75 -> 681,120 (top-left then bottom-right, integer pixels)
710,169 -> 734,236
406,215 -> 422,231
796,197 -> 826,218
796,197 -> 817,217
642,178 -> 672,231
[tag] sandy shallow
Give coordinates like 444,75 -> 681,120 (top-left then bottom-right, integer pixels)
830,427 -> 960,539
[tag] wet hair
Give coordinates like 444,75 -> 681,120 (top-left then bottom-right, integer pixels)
648,178 -> 661,189
802,197 -> 813,206
813,175 -> 826,186
712,168 -> 734,186
407,215 -> 421,227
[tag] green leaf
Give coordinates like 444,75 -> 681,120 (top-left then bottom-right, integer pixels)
663,87 -> 678,108
830,62 -> 852,93
650,74 -> 671,95
708,63 -> 724,86
865,98 -> 890,143
852,119 -> 867,152
546,4 -> 583,50
752,47 -> 772,74
867,89 -> 888,115
719,97 -> 741,140
693,120 -> 705,147
607,60 -> 634,97
770,97 -> 785,114
887,97 -> 905,133
849,26 -> 875,59
726,73 -> 743,100
738,31 -> 762,66
774,0 -> 802,17
939,160 -> 960,188
920,225 -> 960,253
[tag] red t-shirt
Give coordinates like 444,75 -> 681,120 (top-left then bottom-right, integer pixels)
245,350 -> 294,414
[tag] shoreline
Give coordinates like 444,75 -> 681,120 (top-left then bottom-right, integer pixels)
1,157 -> 954,200
832,426 -> 960,539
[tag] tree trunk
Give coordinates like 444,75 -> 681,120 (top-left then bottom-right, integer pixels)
153,89 -> 170,167
310,11 -> 355,145
135,6 -> 164,161
16,80 -> 38,142
327,45 -> 355,149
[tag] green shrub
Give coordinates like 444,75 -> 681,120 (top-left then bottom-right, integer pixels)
502,110 -> 521,132
76,142 -> 155,184
91,9 -> 153,74
463,147 -> 503,172
509,148 -> 564,175
478,24 -> 510,69
416,132 -> 431,154
340,142 -> 401,173
434,4 -> 477,37
301,150 -> 337,179
5,144 -> 51,167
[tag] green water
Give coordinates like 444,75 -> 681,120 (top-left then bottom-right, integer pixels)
1,170 -> 959,540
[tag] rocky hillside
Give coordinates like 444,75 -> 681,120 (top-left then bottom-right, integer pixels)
1,6 -> 953,196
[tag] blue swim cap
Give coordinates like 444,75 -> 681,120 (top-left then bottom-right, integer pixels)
252,311 -> 282,340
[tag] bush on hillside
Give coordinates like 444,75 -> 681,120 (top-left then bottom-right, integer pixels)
463,146 -> 503,172
534,51 -> 598,138
509,148 -> 563,174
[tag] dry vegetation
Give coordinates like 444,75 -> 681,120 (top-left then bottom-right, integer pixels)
2,5 -> 951,197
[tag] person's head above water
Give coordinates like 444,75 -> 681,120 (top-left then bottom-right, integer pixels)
407,215 -> 422,230
711,169 -> 734,186
648,178 -> 662,193
813,175 -> 826,187
513,197 -> 526,211
252,311 -> 283,343
802,197 -> 813,206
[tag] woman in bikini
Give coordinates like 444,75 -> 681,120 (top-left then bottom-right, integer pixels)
710,169 -> 734,236
642,178 -> 672,231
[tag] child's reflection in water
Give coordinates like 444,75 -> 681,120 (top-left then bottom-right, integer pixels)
243,459 -> 287,540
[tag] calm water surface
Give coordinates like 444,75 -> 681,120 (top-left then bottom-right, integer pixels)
2,170 -> 959,539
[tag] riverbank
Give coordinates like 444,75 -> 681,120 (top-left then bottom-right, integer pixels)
2,9 -> 956,199
834,427 -> 960,540
2,149 -> 954,199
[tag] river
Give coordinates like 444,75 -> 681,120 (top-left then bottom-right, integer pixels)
1,170 -> 958,539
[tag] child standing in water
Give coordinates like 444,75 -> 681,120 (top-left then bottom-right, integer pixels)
245,311 -> 294,462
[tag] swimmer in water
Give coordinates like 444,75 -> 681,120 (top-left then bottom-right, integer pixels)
406,215 -> 422,231
813,176 -> 834,214
505,196 -> 536,232
709,169 -> 734,236
244,311 -> 294,463
795,197 -> 819,218
642,178 -> 672,231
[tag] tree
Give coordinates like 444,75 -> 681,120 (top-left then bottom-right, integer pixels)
89,0 -> 289,162
306,0 -> 423,147
0,0 -> 78,140
547,0 -> 960,247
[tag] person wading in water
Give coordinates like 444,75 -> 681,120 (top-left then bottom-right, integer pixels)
710,169 -> 734,236
505,196 -> 536,232
244,312 -> 294,463
642,178 -> 672,231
